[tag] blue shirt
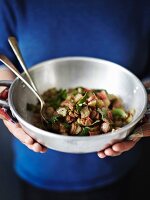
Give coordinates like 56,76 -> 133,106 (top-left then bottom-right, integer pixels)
0,0 -> 149,191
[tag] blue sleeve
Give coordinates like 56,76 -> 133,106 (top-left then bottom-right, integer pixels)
0,0 -> 19,68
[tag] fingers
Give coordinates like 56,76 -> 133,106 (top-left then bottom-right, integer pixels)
97,148 -> 121,158
97,151 -> 106,158
3,120 -> 47,153
4,120 -> 34,145
97,138 -> 140,158
112,139 -> 139,152
26,143 -> 47,153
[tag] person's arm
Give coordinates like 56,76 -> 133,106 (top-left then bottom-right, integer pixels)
0,67 -> 47,153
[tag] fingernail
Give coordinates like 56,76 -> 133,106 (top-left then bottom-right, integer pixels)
97,153 -> 106,159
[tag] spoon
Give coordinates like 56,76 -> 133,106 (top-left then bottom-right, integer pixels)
0,55 -> 48,123
8,36 -> 38,92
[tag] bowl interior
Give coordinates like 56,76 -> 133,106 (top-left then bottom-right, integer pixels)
11,57 -> 147,128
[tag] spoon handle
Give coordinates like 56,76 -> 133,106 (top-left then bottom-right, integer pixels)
8,36 -> 38,92
0,55 -> 43,104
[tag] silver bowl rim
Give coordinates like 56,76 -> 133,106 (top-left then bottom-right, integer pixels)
8,56 -> 147,140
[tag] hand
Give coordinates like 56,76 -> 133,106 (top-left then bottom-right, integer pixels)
0,89 -> 47,153
97,138 -> 140,158
97,79 -> 150,158
3,120 -> 47,153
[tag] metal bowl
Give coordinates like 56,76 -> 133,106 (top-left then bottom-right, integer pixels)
8,57 -> 147,153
